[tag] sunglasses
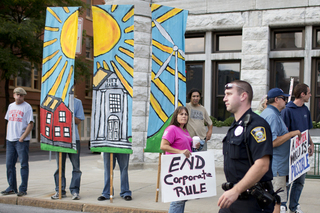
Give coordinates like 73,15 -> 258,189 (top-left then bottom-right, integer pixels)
277,96 -> 288,101
225,83 -> 248,93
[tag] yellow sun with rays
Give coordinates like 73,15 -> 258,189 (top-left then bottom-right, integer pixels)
42,7 -> 79,102
92,6 -> 121,56
60,11 -> 78,59
92,5 -> 135,97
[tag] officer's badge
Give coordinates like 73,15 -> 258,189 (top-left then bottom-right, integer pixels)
234,126 -> 243,136
251,127 -> 266,143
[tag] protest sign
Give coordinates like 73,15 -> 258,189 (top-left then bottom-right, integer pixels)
289,130 -> 310,184
161,150 -> 216,203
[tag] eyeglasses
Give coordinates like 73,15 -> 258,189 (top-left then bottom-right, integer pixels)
277,96 -> 288,101
225,83 -> 248,93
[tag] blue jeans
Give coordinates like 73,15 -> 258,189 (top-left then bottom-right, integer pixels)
54,140 -> 82,195
168,200 -> 187,213
102,153 -> 131,198
284,173 -> 305,212
6,140 -> 29,193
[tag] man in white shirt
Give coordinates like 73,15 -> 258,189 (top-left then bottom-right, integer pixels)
2,87 -> 34,197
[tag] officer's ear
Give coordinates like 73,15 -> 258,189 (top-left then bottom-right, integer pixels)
240,91 -> 248,102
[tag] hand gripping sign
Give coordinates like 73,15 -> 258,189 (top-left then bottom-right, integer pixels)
161,150 -> 217,203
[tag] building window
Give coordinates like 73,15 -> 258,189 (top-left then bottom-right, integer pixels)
45,126 -> 50,137
312,59 -> 320,122
54,126 -> 61,137
85,75 -> 92,97
313,26 -> 320,49
86,36 -> 93,59
270,60 -> 303,95
271,28 -> 304,50
185,33 -> 205,54
59,111 -> 66,122
109,94 -> 121,113
212,61 -> 241,121
10,62 -> 40,90
46,113 -> 51,124
213,31 -> 242,52
86,0 -> 92,19
64,127 -> 70,137
186,62 -> 204,103
107,78 -> 118,87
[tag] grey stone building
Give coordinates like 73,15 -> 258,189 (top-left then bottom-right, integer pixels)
104,0 -> 320,167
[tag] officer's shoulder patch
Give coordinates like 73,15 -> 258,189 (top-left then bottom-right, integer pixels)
250,126 -> 266,143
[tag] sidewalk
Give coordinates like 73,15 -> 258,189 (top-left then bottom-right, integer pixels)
0,146 -> 319,212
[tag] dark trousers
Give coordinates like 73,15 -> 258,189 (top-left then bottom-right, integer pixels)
219,195 -> 274,213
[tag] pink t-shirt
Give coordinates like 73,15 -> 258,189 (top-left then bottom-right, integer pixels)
162,125 -> 192,155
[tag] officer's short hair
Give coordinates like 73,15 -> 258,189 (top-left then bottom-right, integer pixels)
187,88 -> 201,99
293,83 -> 309,99
170,106 -> 189,129
231,80 -> 253,102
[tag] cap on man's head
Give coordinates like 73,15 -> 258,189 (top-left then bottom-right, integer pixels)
13,87 -> 27,95
267,88 -> 289,99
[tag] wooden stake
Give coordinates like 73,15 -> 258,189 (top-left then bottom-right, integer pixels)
110,153 -> 113,203
59,152 -> 62,199
155,153 -> 162,202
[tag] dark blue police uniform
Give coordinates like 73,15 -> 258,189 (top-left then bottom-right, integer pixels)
219,109 -> 274,213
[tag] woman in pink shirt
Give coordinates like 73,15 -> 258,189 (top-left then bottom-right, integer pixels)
160,106 -> 200,213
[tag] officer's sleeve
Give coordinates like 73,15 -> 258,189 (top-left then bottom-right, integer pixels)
249,123 -> 273,162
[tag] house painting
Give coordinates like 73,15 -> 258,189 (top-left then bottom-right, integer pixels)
90,67 -> 131,150
40,95 -> 74,149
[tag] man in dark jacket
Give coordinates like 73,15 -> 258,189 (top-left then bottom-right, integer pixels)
281,83 -> 314,213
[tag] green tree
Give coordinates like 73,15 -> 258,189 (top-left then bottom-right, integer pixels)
0,0 -> 91,145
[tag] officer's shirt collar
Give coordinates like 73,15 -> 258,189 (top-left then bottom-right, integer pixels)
230,108 -> 252,128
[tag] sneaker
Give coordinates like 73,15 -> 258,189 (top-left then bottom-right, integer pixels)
17,191 -> 27,197
295,205 -> 303,213
1,190 -> 15,195
72,193 -> 80,200
280,205 -> 287,213
289,205 -> 303,213
51,192 -> 66,199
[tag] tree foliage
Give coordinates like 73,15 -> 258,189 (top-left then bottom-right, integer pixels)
0,0 -> 90,87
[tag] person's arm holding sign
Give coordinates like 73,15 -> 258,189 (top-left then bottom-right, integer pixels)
161,139 -> 193,158
308,136 -> 314,157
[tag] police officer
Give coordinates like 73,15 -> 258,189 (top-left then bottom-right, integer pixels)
218,80 -> 274,213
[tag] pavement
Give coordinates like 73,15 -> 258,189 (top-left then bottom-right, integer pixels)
0,142 -> 319,213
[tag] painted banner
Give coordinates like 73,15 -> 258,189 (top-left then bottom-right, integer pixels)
40,7 -> 80,153
144,4 -> 188,153
289,130 -> 310,183
161,151 -> 217,203
90,5 -> 134,154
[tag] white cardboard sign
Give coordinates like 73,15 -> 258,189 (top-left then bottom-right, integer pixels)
289,130 -> 310,184
161,150 -> 217,203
